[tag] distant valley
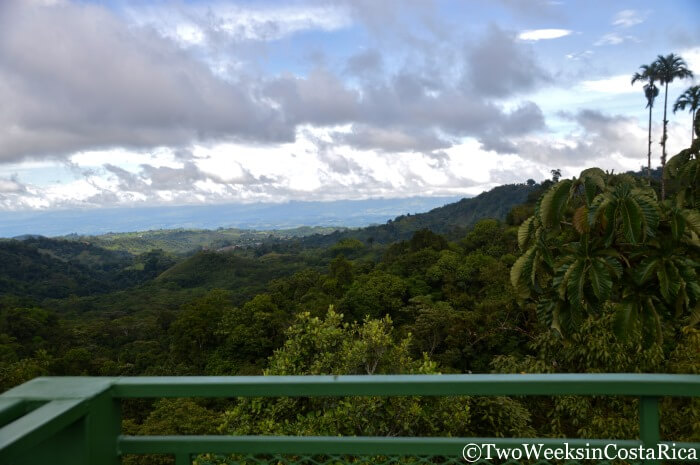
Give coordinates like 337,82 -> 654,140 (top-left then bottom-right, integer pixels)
0,196 -> 464,238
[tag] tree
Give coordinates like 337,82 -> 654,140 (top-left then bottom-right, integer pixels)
219,308 -> 534,439
550,169 -> 561,183
123,398 -> 220,465
674,85 -> 700,144
168,290 -> 232,371
665,125 -> 700,220
632,62 -> 660,180
213,293 -> 289,374
339,270 -> 408,320
511,167 -> 700,344
653,53 -> 694,200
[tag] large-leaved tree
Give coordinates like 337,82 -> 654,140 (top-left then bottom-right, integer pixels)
511,155 -> 700,344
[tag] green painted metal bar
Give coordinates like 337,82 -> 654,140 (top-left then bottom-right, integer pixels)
2,375 -> 700,464
1,376 -> 115,400
111,374 -> 700,398
639,396 -> 660,465
175,452 -> 191,465
0,399 -> 88,462
664,442 -> 700,456
0,399 -> 27,428
118,435 -> 645,455
85,391 -> 121,465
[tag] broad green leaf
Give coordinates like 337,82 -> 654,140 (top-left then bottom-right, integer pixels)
641,299 -> 663,346
555,262 -> 573,300
602,255 -> 623,279
619,198 -> 642,243
572,206 -> 589,234
670,209 -> 686,240
510,246 -> 536,292
635,194 -> 659,238
682,209 -> 700,237
613,302 -> 635,340
688,302 -> 700,328
536,299 -> 555,327
588,259 -> 612,301
657,264 -> 671,302
635,257 -> 659,283
540,180 -> 573,227
565,260 -> 586,309
517,216 -> 535,250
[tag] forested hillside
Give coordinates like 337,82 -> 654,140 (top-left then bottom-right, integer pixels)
66,226 -> 342,255
0,237 -> 174,299
259,182 -> 537,251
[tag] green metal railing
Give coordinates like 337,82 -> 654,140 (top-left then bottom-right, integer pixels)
0,374 -> 699,464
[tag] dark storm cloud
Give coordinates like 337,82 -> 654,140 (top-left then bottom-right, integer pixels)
510,110 -> 646,165
139,163 -> 207,191
479,101 -> 546,152
0,0 -> 552,167
104,164 -> 148,192
271,63 -> 549,152
105,161 -> 278,194
263,70 -> 361,126
424,150 -> 451,169
344,49 -> 384,77
262,56 -> 549,146
0,0 -> 290,163
335,126 -> 451,153
466,25 -> 552,97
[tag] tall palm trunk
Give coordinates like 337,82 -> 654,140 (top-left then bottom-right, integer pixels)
661,82 -> 669,200
647,102 -> 653,181
693,108 -> 696,143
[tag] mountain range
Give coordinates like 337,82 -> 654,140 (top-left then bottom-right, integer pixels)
0,196 -> 464,238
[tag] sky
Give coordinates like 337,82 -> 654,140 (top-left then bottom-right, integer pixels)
0,0 -> 699,211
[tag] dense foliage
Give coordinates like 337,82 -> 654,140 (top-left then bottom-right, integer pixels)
510,163 -> 699,342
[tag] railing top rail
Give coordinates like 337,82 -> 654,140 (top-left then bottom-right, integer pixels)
2,374 -> 699,401
1,375 -> 700,464
109,373 -> 700,398
117,435 -> 649,456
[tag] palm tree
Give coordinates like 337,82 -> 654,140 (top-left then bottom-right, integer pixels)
653,53 -> 694,200
673,85 -> 700,144
632,63 -> 660,181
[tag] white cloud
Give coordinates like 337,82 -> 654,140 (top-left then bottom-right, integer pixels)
681,47 -> 700,77
517,29 -> 572,41
174,24 -> 206,46
130,3 -> 352,43
0,177 -> 25,193
580,70 -> 695,97
612,9 -> 647,28
580,75 -> 638,94
594,33 -> 637,46
565,50 -> 593,60
4,116 -> 693,211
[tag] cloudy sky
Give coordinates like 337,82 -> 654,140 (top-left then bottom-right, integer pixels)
0,0 -> 699,211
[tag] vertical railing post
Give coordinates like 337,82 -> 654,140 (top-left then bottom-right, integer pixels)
85,390 -> 122,464
175,453 -> 191,465
639,396 -> 660,465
